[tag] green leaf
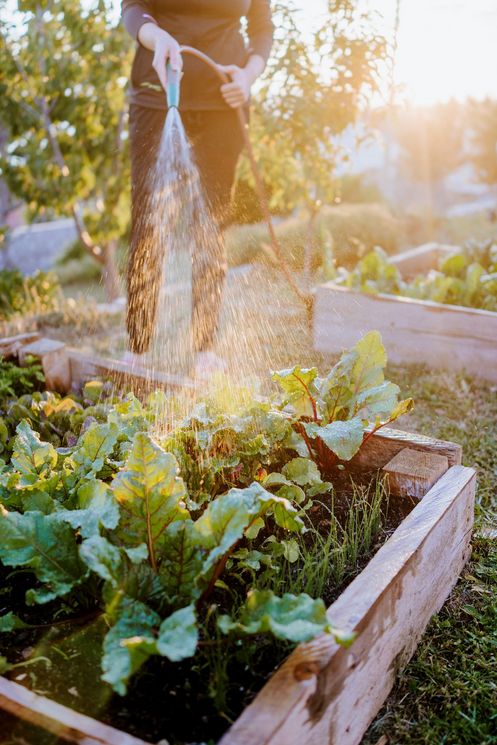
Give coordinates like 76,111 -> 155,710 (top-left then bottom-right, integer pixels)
11,420 -> 58,488
195,490 -> 256,574
57,479 -> 119,538
159,520 -> 205,604
102,598 -> 160,695
440,252 -> 468,276
79,535 -> 122,584
111,433 -> 188,568
83,380 -> 104,403
155,605 -> 198,660
304,418 -> 364,461
0,509 -> 88,604
0,656 -> 11,674
388,397 -> 414,422
282,457 -> 322,486
355,381 -> 400,419
263,472 -> 294,488
124,544 -> 149,564
218,589 -> 330,642
72,422 -> 119,476
102,599 -> 197,696
349,331 -> 386,396
231,547 -> 274,572
21,491 -> 58,514
275,483 -> 307,504
272,366 -> 319,417
107,396 -> 150,441
464,262 -> 484,302
0,612 -> 29,632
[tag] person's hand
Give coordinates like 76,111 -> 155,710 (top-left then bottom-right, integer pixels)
218,64 -> 253,108
139,24 -> 182,91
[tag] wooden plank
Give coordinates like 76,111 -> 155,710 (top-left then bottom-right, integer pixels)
18,338 -> 71,393
356,426 -> 462,468
0,331 -> 40,358
222,465 -> 476,745
0,677 -> 152,745
68,351 -> 195,393
390,242 -> 457,278
313,284 -> 497,381
382,447 -> 449,499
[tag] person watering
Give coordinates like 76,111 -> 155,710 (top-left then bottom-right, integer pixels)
121,1 -> 274,376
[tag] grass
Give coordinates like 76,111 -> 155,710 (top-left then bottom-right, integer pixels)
362,538 -> 497,745
390,365 -> 497,521
225,202 -> 405,269
261,479 -> 386,603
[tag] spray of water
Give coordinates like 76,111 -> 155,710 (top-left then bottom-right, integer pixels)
114,107 -> 311,431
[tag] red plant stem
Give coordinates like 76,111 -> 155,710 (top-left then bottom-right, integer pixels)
292,373 -> 318,422
197,539 -> 242,610
361,416 -> 396,449
295,421 -> 317,462
317,438 -> 337,472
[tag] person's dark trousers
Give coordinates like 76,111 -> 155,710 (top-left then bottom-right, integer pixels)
126,104 -> 244,355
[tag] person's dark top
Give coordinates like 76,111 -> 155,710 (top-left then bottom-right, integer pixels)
121,0 -> 274,111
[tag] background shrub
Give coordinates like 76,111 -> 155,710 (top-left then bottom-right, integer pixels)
226,202 -> 405,270
0,269 -> 61,321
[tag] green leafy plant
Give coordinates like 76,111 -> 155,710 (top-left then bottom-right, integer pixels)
0,332 -> 411,707
271,331 -> 413,475
0,269 -> 60,322
0,355 -> 45,401
335,242 -> 497,312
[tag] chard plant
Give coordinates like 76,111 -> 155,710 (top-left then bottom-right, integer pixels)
271,330 -> 413,476
0,332 -> 412,698
335,241 -> 497,312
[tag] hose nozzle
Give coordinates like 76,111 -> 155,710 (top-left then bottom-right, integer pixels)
166,62 -> 181,109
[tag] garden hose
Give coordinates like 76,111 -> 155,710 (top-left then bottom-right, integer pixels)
173,45 -> 311,311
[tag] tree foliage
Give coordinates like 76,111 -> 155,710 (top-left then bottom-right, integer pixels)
0,1 -> 132,298
242,0 -> 387,214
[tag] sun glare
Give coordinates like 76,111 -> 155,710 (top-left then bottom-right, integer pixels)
295,0 -> 497,104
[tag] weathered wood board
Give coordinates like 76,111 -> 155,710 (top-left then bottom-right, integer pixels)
0,677 -> 152,745
313,283 -> 497,381
19,338 -> 71,392
68,350 -> 195,394
390,242 -> 457,278
355,426 -> 461,469
221,465 -> 475,745
0,332 -> 41,358
383,447 -> 449,499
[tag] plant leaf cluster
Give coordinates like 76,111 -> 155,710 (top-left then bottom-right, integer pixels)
0,333 -> 409,696
335,242 -> 497,312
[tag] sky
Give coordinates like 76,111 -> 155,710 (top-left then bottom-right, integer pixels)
292,0 -> 497,104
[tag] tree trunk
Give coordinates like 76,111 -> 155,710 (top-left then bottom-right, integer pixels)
304,205 -> 320,292
102,239 -> 121,302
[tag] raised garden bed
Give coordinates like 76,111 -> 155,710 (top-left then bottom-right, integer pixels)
0,334 -> 476,745
3,333 -> 194,394
313,283 -> 497,381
